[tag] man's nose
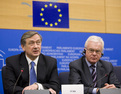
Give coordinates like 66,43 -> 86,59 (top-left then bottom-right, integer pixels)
34,43 -> 38,47
92,51 -> 97,55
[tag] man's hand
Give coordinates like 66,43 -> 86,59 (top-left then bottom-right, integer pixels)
103,83 -> 116,89
22,83 -> 38,94
49,88 -> 56,94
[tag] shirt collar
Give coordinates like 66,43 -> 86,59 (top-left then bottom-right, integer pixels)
25,55 -> 39,66
85,57 -> 97,67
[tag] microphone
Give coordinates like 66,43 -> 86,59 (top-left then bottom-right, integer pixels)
12,68 -> 24,94
87,73 -> 108,94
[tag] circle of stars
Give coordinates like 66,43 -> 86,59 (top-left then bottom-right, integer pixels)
40,3 -> 62,27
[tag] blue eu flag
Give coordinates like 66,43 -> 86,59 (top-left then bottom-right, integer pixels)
33,1 -> 69,28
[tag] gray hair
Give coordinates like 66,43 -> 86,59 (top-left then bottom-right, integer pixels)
21,31 -> 42,46
85,35 -> 104,50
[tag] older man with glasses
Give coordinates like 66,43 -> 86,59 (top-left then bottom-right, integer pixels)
69,35 -> 121,94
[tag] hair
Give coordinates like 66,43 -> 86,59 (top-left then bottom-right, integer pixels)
20,31 -> 42,46
85,35 -> 104,50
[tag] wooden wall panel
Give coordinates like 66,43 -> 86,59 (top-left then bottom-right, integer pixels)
0,0 -> 106,33
1,0 -> 121,34
106,0 -> 121,33
69,0 -> 105,33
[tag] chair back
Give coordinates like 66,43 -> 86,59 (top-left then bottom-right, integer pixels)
114,66 -> 121,83
2,66 -> 7,94
58,72 -> 69,84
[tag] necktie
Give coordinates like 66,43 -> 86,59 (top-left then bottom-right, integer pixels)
30,61 -> 37,85
90,65 -> 97,87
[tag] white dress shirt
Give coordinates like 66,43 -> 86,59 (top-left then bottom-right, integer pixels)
85,58 -> 97,94
25,55 -> 44,90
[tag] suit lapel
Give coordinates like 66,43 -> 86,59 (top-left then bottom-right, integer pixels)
97,61 -> 105,87
82,57 -> 93,86
19,53 -> 29,84
37,54 -> 46,82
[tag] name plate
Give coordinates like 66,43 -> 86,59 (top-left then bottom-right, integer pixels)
99,88 -> 121,94
24,90 -> 49,94
62,84 -> 84,94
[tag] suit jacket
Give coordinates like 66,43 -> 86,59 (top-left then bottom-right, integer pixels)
5,52 -> 60,94
69,56 -> 121,94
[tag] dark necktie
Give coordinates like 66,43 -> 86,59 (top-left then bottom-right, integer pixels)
30,61 -> 37,85
90,65 -> 97,87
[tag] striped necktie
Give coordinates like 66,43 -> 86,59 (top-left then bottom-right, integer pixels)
30,61 -> 37,85
90,65 -> 97,87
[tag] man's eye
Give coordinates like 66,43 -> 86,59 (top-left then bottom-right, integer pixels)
29,42 -> 34,45
36,41 -> 41,44
90,49 -> 94,52
96,50 -> 101,53
37,41 -> 40,43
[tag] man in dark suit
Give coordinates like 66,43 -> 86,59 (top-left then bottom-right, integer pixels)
69,35 -> 121,94
5,31 -> 60,94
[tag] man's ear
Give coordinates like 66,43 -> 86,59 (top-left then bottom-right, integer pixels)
21,44 -> 25,51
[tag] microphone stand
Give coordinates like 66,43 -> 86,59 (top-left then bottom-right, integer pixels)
87,74 -> 108,94
12,68 -> 24,94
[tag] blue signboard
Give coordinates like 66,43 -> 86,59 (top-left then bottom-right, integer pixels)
0,29 -> 121,94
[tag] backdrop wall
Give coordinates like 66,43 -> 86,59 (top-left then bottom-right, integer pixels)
0,29 -> 121,94
0,0 -> 121,33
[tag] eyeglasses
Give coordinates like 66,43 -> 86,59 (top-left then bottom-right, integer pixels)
86,48 -> 102,54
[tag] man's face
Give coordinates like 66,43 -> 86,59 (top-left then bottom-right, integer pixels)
21,34 -> 42,60
85,41 -> 102,65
